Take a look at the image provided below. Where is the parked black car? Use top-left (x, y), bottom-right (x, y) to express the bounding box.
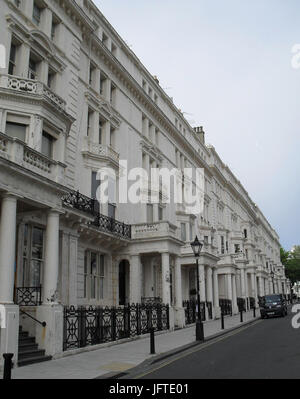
top-left (260, 294), bottom-right (288, 319)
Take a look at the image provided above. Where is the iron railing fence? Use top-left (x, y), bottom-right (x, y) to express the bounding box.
top-left (14, 286), bottom-right (42, 306)
top-left (206, 301), bottom-right (213, 320)
top-left (249, 297), bottom-right (256, 309)
top-left (63, 303), bottom-right (169, 351)
top-left (219, 299), bottom-right (232, 316)
top-left (237, 297), bottom-right (246, 312)
top-left (182, 300), bottom-right (206, 325)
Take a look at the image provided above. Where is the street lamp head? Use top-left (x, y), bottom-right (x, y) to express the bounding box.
top-left (191, 236), bottom-right (203, 258)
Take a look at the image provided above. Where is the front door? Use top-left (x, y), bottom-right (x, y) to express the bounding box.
top-left (21, 224), bottom-right (45, 287)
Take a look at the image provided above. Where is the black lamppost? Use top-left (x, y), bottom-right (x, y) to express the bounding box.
top-left (191, 236), bottom-right (204, 341)
top-left (270, 270), bottom-right (275, 293)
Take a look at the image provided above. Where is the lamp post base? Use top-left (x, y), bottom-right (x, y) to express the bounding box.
top-left (196, 321), bottom-right (204, 341)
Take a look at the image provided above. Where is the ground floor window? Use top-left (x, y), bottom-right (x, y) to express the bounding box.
top-left (84, 251), bottom-right (105, 301)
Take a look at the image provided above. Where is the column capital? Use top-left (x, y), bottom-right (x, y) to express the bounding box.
top-left (1, 192), bottom-right (22, 201)
top-left (46, 208), bottom-right (64, 216)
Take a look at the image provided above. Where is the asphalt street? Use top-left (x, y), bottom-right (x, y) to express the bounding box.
top-left (130, 309), bottom-right (300, 379)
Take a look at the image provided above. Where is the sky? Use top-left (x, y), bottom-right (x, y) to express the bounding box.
top-left (94, 0), bottom-right (300, 250)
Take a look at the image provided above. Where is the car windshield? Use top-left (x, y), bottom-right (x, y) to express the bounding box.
top-left (265, 296), bottom-right (281, 303)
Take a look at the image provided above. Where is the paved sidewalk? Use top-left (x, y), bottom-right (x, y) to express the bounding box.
top-left (12, 310), bottom-right (259, 379)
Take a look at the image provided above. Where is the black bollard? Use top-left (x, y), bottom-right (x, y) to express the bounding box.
top-left (3, 353), bottom-right (14, 380)
top-left (221, 312), bottom-right (224, 330)
top-left (240, 309), bottom-right (243, 323)
top-left (150, 327), bottom-right (155, 354)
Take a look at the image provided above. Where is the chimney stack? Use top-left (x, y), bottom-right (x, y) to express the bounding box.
top-left (193, 126), bottom-right (205, 144)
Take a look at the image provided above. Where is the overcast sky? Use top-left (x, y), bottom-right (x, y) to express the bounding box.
top-left (94, 0), bottom-right (300, 250)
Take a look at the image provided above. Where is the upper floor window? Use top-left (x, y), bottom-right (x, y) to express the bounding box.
top-left (51, 15), bottom-right (60, 41)
top-left (6, 121), bottom-right (27, 142)
top-left (221, 236), bottom-right (225, 254)
top-left (89, 63), bottom-right (95, 86)
top-left (33, 2), bottom-right (42, 26)
top-left (5, 114), bottom-right (30, 142)
top-left (244, 229), bottom-right (248, 239)
top-left (47, 67), bottom-right (56, 89)
top-left (41, 131), bottom-right (54, 158)
top-left (158, 205), bottom-right (163, 221)
top-left (28, 56), bottom-right (38, 80)
top-left (87, 109), bottom-right (93, 136)
top-left (234, 244), bottom-right (240, 254)
top-left (181, 223), bottom-right (186, 242)
top-left (8, 43), bottom-right (17, 75)
top-left (100, 73), bottom-right (107, 96)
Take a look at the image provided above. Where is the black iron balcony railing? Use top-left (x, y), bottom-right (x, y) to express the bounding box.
top-left (62, 190), bottom-right (96, 215)
top-left (62, 190), bottom-right (131, 240)
top-left (14, 286), bottom-right (42, 306)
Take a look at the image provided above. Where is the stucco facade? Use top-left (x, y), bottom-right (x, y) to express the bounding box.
top-left (0, 0), bottom-right (289, 367)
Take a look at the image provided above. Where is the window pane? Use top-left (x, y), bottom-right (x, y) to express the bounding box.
top-left (32, 227), bottom-right (44, 260)
top-left (30, 260), bottom-right (42, 286)
top-left (181, 223), bottom-right (186, 241)
top-left (6, 122), bottom-right (26, 141)
top-left (41, 132), bottom-right (53, 158)
top-left (158, 206), bottom-right (163, 221)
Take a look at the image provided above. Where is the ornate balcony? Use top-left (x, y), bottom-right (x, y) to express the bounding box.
top-left (82, 138), bottom-right (119, 165)
top-left (0, 74), bottom-right (66, 114)
top-left (131, 221), bottom-right (177, 240)
top-left (62, 189), bottom-right (131, 240)
top-left (0, 132), bottom-right (66, 184)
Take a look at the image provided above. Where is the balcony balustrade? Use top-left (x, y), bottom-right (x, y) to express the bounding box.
top-left (0, 74), bottom-right (66, 113)
top-left (131, 221), bottom-right (177, 240)
top-left (0, 131), bottom-right (66, 184)
top-left (82, 138), bottom-right (119, 164)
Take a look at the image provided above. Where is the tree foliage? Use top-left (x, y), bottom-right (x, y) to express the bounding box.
top-left (281, 246), bottom-right (300, 285)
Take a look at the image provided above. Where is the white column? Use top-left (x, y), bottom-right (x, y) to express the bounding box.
top-left (174, 257), bottom-right (185, 328)
top-left (240, 267), bottom-right (246, 298)
top-left (259, 276), bottom-right (264, 297)
top-left (206, 267), bottom-right (213, 304)
top-left (42, 210), bottom-right (60, 304)
top-left (213, 267), bottom-right (221, 318)
top-left (0, 194), bottom-right (17, 304)
top-left (161, 253), bottom-right (171, 305)
top-left (251, 272), bottom-right (256, 298)
top-left (129, 255), bottom-right (141, 304)
top-left (227, 274), bottom-right (233, 301)
top-left (199, 264), bottom-right (206, 302)
top-left (174, 257), bottom-right (182, 308)
top-left (232, 274), bottom-right (238, 314)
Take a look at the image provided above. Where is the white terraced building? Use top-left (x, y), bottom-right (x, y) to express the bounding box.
top-left (0, 0), bottom-right (289, 368)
